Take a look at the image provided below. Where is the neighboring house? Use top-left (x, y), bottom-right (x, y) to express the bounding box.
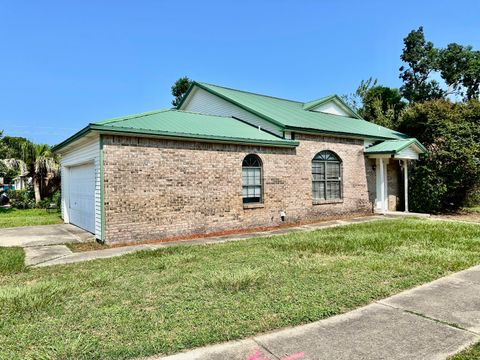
top-left (52, 82), bottom-right (426, 244)
top-left (13, 175), bottom-right (30, 190)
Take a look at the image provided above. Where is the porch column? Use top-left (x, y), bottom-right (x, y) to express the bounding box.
top-left (379, 158), bottom-right (386, 213)
top-left (404, 159), bottom-right (409, 212)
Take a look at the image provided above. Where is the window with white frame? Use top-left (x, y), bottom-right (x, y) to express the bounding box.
top-left (242, 154), bottom-right (262, 204)
top-left (312, 150), bottom-right (342, 201)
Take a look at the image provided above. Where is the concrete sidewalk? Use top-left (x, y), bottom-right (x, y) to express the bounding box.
top-left (146, 265), bottom-right (480, 360)
top-left (33, 215), bottom-right (388, 267)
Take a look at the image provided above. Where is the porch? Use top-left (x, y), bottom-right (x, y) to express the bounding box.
top-left (364, 138), bottom-right (427, 214)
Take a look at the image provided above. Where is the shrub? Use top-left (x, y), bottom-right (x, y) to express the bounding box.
top-left (6, 189), bottom-right (35, 209)
top-left (37, 191), bottom-right (61, 209)
top-left (398, 100), bottom-right (480, 213)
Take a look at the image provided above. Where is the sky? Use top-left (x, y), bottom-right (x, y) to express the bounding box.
top-left (1, 0), bottom-right (479, 145)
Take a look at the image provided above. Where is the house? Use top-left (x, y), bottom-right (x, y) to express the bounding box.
top-left (52, 82), bottom-right (427, 244)
top-left (13, 175), bottom-right (31, 190)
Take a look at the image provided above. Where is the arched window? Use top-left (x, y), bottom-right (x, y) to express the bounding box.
top-left (242, 154), bottom-right (263, 204)
top-left (312, 150), bottom-right (342, 201)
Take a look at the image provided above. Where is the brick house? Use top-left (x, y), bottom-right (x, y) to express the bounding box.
top-left (52, 82), bottom-right (426, 244)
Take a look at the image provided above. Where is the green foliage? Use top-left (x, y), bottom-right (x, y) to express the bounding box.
top-left (171, 76), bottom-right (193, 107)
top-left (0, 162), bottom-right (19, 183)
top-left (438, 43), bottom-right (480, 100)
top-left (6, 189), bottom-right (35, 209)
top-left (343, 78), bottom-right (405, 128)
top-left (399, 27), bottom-right (480, 102)
top-left (0, 135), bottom-right (32, 160)
top-left (0, 131), bottom-right (59, 203)
top-left (37, 190), bottom-right (61, 209)
top-left (398, 100), bottom-right (480, 212)
top-left (341, 77), bottom-right (378, 111)
top-left (361, 86), bottom-right (406, 128)
top-left (399, 27), bottom-right (444, 102)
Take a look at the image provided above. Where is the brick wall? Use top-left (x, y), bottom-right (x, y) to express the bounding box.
top-left (102, 133), bottom-right (380, 244)
top-left (387, 159), bottom-right (402, 211)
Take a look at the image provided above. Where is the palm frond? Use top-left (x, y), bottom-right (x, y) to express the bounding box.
top-left (0, 158), bottom-right (28, 175)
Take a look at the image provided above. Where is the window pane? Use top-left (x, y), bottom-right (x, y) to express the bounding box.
top-left (312, 162), bottom-right (325, 178)
top-left (326, 181), bottom-right (341, 200)
top-left (312, 181), bottom-right (325, 200)
top-left (326, 162), bottom-right (340, 179)
top-left (253, 169), bottom-right (261, 185)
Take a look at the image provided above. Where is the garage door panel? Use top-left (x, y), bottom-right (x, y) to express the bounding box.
top-left (69, 163), bottom-right (95, 233)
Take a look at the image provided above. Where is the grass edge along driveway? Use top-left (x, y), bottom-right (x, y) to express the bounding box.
top-left (1, 218), bottom-right (480, 359)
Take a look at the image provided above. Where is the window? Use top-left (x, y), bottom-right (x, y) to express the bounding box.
top-left (242, 154), bottom-right (262, 204)
top-left (312, 150), bottom-right (342, 201)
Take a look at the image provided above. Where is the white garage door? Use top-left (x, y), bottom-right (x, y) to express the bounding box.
top-left (68, 162), bottom-right (95, 233)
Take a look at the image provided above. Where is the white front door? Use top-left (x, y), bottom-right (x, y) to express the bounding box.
top-left (68, 163), bottom-right (95, 233)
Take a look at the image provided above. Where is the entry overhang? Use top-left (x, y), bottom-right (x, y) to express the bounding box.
top-left (364, 138), bottom-right (427, 160)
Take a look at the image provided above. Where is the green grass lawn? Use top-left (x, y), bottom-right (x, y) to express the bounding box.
top-left (450, 343), bottom-right (480, 360)
top-left (0, 247), bottom-right (25, 274)
top-left (0, 207), bottom-right (62, 228)
top-left (1, 218), bottom-right (480, 359)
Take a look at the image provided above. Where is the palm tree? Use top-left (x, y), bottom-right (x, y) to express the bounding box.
top-left (20, 143), bottom-right (60, 203)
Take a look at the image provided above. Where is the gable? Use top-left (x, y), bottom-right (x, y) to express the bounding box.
top-left (179, 86), bottom-right (284, 137)
top-left (310, 101), bottom-right (350, 116)
top-left (364, 139), bottom-right (427, 160)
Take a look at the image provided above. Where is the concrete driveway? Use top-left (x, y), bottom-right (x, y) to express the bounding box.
top-left (0, 224), bottom-right (94, 247)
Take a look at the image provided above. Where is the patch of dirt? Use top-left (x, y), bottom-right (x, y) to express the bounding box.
top-left (432, 211), bottom-right (480, 223)
top-left (67, 212), bottom-right (377, 252)
top-left (67, 241), bottom-right (110, 252)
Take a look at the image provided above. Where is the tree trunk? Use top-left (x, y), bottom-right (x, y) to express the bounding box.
top-left (33, 176), bottom-right (41, 203)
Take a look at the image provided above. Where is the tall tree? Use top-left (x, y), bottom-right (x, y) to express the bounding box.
top-left (399, 27), bottom-right (444, 102)
top-left (171, 77), bottom-right (192, 107)
top-left (438, 43), bottom-right (480, 100)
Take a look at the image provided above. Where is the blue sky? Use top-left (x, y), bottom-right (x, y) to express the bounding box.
top-left (1, 0), bottom-right (479, 145)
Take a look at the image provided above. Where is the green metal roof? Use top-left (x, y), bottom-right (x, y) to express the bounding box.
top-left (364, 138), bottom-right (428, 155)
top-left (52, 109), bottom-right (298, 152)
top-left (186, 82), bottom-right (408, 141)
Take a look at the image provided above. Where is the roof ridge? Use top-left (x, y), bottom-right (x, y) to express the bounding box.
top-left (198, 82), bottom-right (303, 104)
top-left (95, 109), bottom-right (170, 125)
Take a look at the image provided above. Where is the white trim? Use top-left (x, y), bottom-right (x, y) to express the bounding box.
top-left (404, 160), bottom-right (409, 212)
top-left (375, 158), bottom-right (388, 213)
top-left (60, 135), bottom-right (101, 238)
